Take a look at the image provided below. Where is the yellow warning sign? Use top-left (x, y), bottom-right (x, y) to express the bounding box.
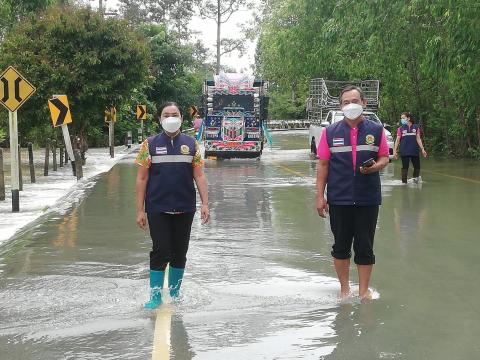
top-left (136, 105), bottom-right (147, 120)
top-left (0, 66), bottom-right (36, 112)
top-left (48, 95), bottom-right (73, 127)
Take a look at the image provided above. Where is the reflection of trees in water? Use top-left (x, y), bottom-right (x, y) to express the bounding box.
top-left (393, 189), bottom-right (428, 256)
top-left (53, 208), bottom-right (79, 249)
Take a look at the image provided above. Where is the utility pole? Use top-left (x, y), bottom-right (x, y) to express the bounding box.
top-left (216, 0), bottom-right (221, 74)
top-left (99, 0), bottom-right (103, 14)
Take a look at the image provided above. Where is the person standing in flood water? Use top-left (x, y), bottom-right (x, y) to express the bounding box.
top-left (135, 102), bottom-right (209, 309)
top-left (393, 112), bottom-right (427, 183)
top-left (316, 86), bottom-right (389, 300)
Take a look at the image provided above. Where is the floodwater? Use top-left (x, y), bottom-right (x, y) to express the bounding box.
top-left (1, 130), bottom-right (479, 359)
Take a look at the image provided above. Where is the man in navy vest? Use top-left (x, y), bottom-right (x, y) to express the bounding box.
top-left (316, 86), bottom-right (389, 300)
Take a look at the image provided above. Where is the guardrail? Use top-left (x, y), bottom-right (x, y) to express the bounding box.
top-left (266, 119), bottom-right (310, 131)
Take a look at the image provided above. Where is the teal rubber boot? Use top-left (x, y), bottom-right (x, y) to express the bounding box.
top-left (144, 270), bottom-right (165, 309)
top-left (168, 267), bottom-right (185, 299)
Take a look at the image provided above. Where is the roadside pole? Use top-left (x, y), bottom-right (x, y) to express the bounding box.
top-left (27, 142), bottom-right (35, 183)
top-left (109, 120), bottom-right (114, 158)
top-left (0, 149), bottom-right (5, 200)
top-left (8, 110), bottom-right (19, 211)
top-left (61, 124), bottom-right (75, 175)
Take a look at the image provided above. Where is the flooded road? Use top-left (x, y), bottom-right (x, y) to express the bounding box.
top-left (1, 130), bottom-right (479, 359)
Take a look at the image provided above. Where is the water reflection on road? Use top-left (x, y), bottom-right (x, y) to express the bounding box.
top-left (0, 130), bottom-right (479, 359)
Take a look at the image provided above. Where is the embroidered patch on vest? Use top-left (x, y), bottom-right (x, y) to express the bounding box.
top-left (365, 134), bottom-right (375, 145)
top-left (333, 138), bottom-right (344, 146)
top-left (180, 145), bottom-right (190, 154)
top-left (156, 146), bottom-right (167, 155)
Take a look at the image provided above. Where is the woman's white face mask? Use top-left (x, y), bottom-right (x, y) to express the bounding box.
top-left (161, 116), bottom-right (182, 133)
top-left (342, 103), bottom-right (364, 120)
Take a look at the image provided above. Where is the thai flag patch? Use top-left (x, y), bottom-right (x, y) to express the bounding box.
top-left (333, 138), bottom-right (344, 146)
top-left (155, 146), bottom-right (167, 155)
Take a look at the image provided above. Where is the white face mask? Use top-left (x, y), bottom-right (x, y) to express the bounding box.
top-left (342, 103), bottom-right (364, 120)
top-left (161, 116), bottom-right (181, 133)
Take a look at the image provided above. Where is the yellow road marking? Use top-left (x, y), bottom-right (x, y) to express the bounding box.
top-left (278, 165), bottom-right (307, 178)
top-left (421, 169), bottom-right (480, 185)
top-left (152, 304), bottom-right (172, 360)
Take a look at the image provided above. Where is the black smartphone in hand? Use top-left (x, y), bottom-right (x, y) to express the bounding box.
top-left (362, 158), bottom-right (375, 168)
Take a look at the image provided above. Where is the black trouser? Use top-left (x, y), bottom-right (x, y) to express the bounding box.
top-left (147, 212), bottom-right (195, 271)
top-left (401, 156), bottom-right (420, 171)
top-left (329, 205), bottom-right (379, 265)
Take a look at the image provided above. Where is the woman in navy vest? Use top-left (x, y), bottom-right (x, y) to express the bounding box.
top-left (135, 102), bottom-right (209, 309)
top-left (393, 112), bottom-right (427, 183)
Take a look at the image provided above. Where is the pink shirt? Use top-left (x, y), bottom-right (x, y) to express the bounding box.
top-left (396, 126), bottom-right (420, 138)
top-left (317, 122), bottom-right (389, 171)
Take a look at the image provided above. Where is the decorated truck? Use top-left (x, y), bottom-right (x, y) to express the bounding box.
top-left (200, 73), bottom-right (270, 159)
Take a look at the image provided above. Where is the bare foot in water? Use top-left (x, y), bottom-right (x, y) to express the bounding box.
top-left (359, 289), bottom-right (373, 302)
top-left (340, 287), bottom-right (351, 300)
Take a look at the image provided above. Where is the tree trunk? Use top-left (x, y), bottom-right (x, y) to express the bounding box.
top-left (216, 0), bottom-right (221, 74)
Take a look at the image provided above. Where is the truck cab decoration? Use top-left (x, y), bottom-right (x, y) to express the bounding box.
top-left (200, 73), bottom-right (269, 159)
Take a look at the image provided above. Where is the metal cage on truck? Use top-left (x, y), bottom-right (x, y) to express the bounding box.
top-left (306, 78), bottom-right (380, 123)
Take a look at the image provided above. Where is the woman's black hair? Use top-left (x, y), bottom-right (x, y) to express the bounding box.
top-left (401, 112), bottom-right (415, 123)
top-left (157, 102), bottom-right (182, 118)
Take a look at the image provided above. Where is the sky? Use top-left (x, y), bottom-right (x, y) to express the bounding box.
top-left (96, 0), bottom-right (258, 73)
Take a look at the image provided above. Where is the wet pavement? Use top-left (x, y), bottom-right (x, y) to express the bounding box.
top-left (1, 130), bottom-right (479, 359)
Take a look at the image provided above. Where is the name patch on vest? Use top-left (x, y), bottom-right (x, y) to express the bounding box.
top-left (365, 134), bottom-right (375, 145)
top-left (156, 146), bottom-right (167, 155)
top-left (333, 138), bottom-right (344, 146)
top-left (180, 145), bottom-right (190, 155)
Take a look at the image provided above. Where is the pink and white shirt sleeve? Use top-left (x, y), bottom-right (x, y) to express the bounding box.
top-left (317, 128), bottom-right (331, 160)
top-left (378, 131), bottom-right (389, 158)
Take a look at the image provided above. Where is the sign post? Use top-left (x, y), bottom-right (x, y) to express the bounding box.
top-left (110, 106), bottom-right (116, 158)
top-left (8, 111), bottom-right (19, 211)
top-left (48, 95), bottom-right (75, 176)
top-left (0, 66), bottom-right (36, 212)
top-left (136, 105), bottom-right (147, 142)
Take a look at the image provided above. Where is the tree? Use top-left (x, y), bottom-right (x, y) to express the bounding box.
top-left (255, 0), bottom-right (480, 157)
top-left (118, 0), bottom-right (197, 38)
top-left (0, 0), bottom-right (54, 39)
top-left (197, 0), bottom-right (251, 74)
top-left (0, 5), bottom-right (151, 148)
top-left (138, 24), bottom-right (209, 123)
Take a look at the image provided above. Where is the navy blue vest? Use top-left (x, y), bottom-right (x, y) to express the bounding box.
top-left (399, 124), bottom-right (420, 156)
top-left (326, 119), bottom-right (383, 206)
top-left (145, 133), bottom-right (197, 214)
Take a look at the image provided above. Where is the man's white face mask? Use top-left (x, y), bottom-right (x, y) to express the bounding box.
top-left (342, 103), bottom-right (364, 120)
top-left (161, 116), bottom-right (181, 133)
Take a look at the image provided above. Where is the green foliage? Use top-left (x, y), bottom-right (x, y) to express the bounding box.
top-left (138, 24), bottom-right (208, 124)
top-left (256, 0), bottom-right (480, 157)
top-left (0, 5), bottom-right (151, 146)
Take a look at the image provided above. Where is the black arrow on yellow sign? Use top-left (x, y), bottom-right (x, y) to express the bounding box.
top-left (48, 95), bottom-right (72, 128)
top-left (136, 105), bottom-right (146, 120)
